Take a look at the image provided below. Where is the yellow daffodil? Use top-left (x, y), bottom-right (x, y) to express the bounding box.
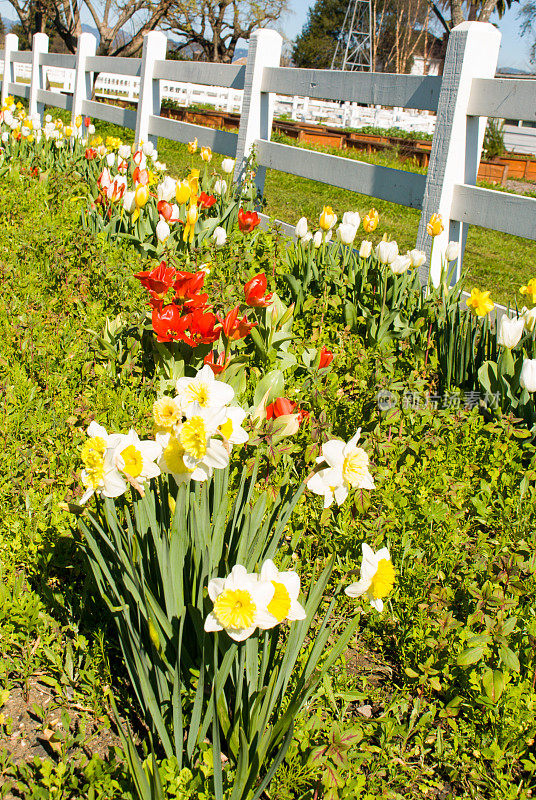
top-left (426, 212), bottom-right (444, 237)
top-left (520, 278), bottom-right (536, 304)
top-left (362, 208), bottom-right (379, 233)
top-left (466, 287), bottom-right (494, 316)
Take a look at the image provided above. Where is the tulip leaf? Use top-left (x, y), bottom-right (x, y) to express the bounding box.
top-left (253, 370), bottom-right (284, 408)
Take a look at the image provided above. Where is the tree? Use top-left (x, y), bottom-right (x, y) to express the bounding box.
top-left (4, 0), bottom-right (175, 55)
top-left (164, 0), bottom-right (289, 64)
top-left (291, 0), bottom-right (348, 69)
top-left (518, 0), bottom-right (536, 63)
top-left (447, 0), bottom-right (519, 27)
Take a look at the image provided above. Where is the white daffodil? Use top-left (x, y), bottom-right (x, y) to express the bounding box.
top-left (175, 364), bottom-right (234, 413)
top-left (178, 405), bottom-right (229, 472)
top-left (345, 542), bottom-right (395, 613)
top-left (80, 422), bottom-right (124, 504)
top-left (156, 429), bottom-right (206, 484)
top-left (307, 429), bottom-right (374, 508)
top-left (498, 314), bottom-right (524, 349)
top-left (219, 406), bottom-right (249, 446)
top-left (204, 565), bottom-right (275, 641)
top-left (107, 429), bottom-right (162, 490)
top-left (257, 559), bottom-right (306, 628)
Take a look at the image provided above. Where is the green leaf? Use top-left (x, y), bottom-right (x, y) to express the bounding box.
top-left (253, 369), bottom-right (284, 408)
top-left (457, 646), bottom-right (485, 666)
top-left (499, 646), bottom-right (520, 673)
top-left (482, 668), bottom-right (505, 703)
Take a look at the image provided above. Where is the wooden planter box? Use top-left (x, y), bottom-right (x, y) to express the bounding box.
top-left (497, 155), bottom-right (536, 181)
top-left (477, 160), bottom-right (509, 184)
top-left (298, 129), bottom-right (345, 147)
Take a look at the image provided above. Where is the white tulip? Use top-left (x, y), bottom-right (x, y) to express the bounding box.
top-left (342, 211), bottom-right (360, 229)
top-left (313, 230), bottom-right (323, 248)
top-left (1, 132), bottom-right (8, 143)
top-left (123, 191), bottom-right (136, 213)
top-left (390, 255), bottom-right (412, 275)
top-left (157, 175), bottom-right (177, 202)
top-left (156, 218), bottom-right (171, 243)
top-left (336, 223), bottom-right (357, 246)
top-left (522, 306), bottom-right (536, 333)
top-left (45, 114), bottom-right (52, 123)
top-left (118, 144), bottom-right (131, 160)
top-left (359, 240), bottom-right (372, 258)
top-left (212, 226), bottom-right (227, 247)
top-left (88, 124), bottom-right (95, 135)
top-left (295, 217), bottom-right (308, 239)
top-left (154, 161), bottom-right (167, 172)
top-left (498, 315), bottom-right (524, 349)
top-left (407, 249), bottom-right (426, 268)
top-left (520, 359), bottom-right (536, 392)
top-left (106, 152), bottom-right (116, 168)
top-left (375, 240), bottom-right (398, 264)
top-left (445, 241), bottom-right (460, 261)
top-left (142, 141), bottom-right (155, 157)
top-left (221, 158), bottom-right (235, 174)
top-left (302, 232), bottom-right (313, 244)
top-left (213, 179), bottom-right (227, 195)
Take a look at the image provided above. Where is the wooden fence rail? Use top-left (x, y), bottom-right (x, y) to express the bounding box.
top-left (0, 22), bottom-right (535, 284)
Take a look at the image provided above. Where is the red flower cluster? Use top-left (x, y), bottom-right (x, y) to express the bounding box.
top-left (238, 208), bottom-right (260, 233)
top-left (266, 397), bottom-right (309, 425)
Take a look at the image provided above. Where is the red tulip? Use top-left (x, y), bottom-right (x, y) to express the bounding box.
top-left (133, 167), bottom-right (149, 186)
top-left (173, 270), bottom-right (206, 301)
top-left (204, 350), bottom-right (230, 375)
top-left (198, 191), bottom-right (216, 210)
top-left (151, 303), bottom-right (185, 342)
top-left (238, 208), bottom-right (261, 233)
top-left (266, 397), bottom-right (309, 425)
top-left (85, 147), bottom-right (97, 160)
top-left (319, 346), bottom-right (334, 369)
top-left (84, 116), bottom-right (91, 128)
top-left (244, 273), bottom-right (273, 308)
top-left (157, 200), bottom-right (173, 221)
top-left (220, 306), bottom-right (257, 340)
top-left (135, 261), bottom-right (177, 299)
top-left (180, 308), bottom-right (221, 347)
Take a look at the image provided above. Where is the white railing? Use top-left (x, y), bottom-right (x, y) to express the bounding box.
top-left (1, 23), bottom-right (535, 283)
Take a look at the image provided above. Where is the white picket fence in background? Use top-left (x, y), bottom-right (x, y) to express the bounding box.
top-left (1, 23), bottom-right (535, 283)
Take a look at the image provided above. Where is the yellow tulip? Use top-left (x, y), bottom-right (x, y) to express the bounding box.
top-left (520, 278), bottom-right (536, 304)
top-left (319, 205), bottom-right (337, 231)
top-left (188, 169), bottom-right (200, 198)
top-left (466, 288), bottom-right (494, 317)
top-left (75, 115), bottom-right (82, 128)
top-left (176, 179), bottom-right (191, 205)
top-left (64, 125), bottom-right (73, 137)
top-left (426, 213), bottom-right (444, 237)
top-left (135, 184), bottom-right (149, 208)
top-left (362, 208), bottom-right (379, 233)
top-left (183, 202), bottom-right (199, 243)
top-left (187, 138), bottom-right (198, 154)
top-left (200, 146), bottom-right (212, 162)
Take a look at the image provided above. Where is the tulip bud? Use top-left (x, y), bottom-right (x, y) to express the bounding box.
top-left (200, 146), bottom-right (212, 162)
top-left (319, 205), bottom-right (337, 231)
top-left (302, 232), bottom-right (313, 244)
top-left (498, 315), bottom-right (524, 349)
top-left (445, 241), bottom-right (460, 262)
top-left (359, 240), bottom-right (372, 258)
top-left (221, 158), bottom-right (235, 174)
top-left (362, 208), bottom-right (379, 233)
top-left (142, 141), bottom-right (155, 157)
top-left (45, 114), bottom-right (52, 123)
top-left (135, 184), bottom-right (149, 208)
top-left (313, 231), bottom-right (323, 248)
top-left (187, 203), bottom-right (198, 225)
top-left (123, 191), bottom-right (136, 213)
top-left (390, 255), bottom-right (412, 275)
top-left (375, 240), bottom-right (398, 264)
top-left (295, 217), bottom-right (308, 239)
top-left (156, 218), bottom-right (171, 243)
top-left (520, 359), bottom-right (536, 392)
top-left (427, 213), bottom-right (444, 237)
top-left (336, 223), bottom-right (357, 246)
top-left (523, 306), bottom-right (536, 333)
top-left (176, 179), bottom-right (191, 205)
top-left (212, 226), bottom-right (227, 247)
top-left (106, 152), bottom-right (116, 168)
top-left (213, 179), bottom-right (227, 195)
top-left (118, 144), bottom-right (131, 160)
top-left (407, 249), bottom-right (426, 268)
top-left (88, 124), bottom-right (95, 135)
top-left (75, 115), bottom-right (82, 128)
top-left (342, 211), bottom-right (360, 229)
top-left (157, 175), bottom-right (177, 202)
top-left (187, 138), bottom-right (198, 154)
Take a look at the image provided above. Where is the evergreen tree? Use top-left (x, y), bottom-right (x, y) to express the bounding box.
top-left (292, 0), bottom-right (348, 68)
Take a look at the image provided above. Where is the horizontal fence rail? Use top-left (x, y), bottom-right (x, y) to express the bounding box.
top-left (0, 22), bottom-right (534, 287)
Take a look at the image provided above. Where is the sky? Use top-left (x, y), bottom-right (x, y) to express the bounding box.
top-left (0, 0), bottom-right (534, 70)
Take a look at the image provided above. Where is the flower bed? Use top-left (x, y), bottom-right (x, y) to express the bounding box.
top-left (1, 97), bottom-right (536, 800)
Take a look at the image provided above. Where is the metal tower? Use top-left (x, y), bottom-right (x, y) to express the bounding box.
top-left (330, 0), bottom-right (372, 71)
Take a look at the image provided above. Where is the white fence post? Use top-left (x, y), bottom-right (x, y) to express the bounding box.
top-left (233, 29), bottom-right (282, 194)
top-left (29, 33), bottom-right (48, 122)
top-left (135, 31), bottom-right (167, 150)
top-left (71, 33), bottom-right (97, 132)
top-left (2, 34), bottom-right (19, 106)
top-left (415, 21), bottom-right (501, 286)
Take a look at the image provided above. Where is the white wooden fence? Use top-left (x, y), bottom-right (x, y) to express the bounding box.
top-left (1, 23), bottom-right (535, 283)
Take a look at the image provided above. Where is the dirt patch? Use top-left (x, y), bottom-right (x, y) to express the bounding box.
top-left (505, 178), bottom-right (536, 195)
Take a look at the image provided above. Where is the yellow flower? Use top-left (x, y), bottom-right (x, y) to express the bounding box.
top-left (362, 208), bottom-right (379, 233)
top-left (91, 135), bottom-right (103, 146)
top-left (200, 146), bottom-right (212, 162)
top-left (75, 115), bottom-right (83, 128)
top-left (345, 543), bottom-right (395, 613)
top-left (319, 205), bottom-right (337, 231)
top-left (175, 179), bottom-right (191, 205)
top-left (81, 435), bottom-right (107, 490)
top-left (64, 125), bottom-right (73, 137)
top-left (188, 169), bottom-right (200, 198)
top-left (214, 589), bottom-right (256, 630)
top-left (179, 415), bottom-right (206, 459)
top-left (426, 212), bottom-right (444, 237)
top-left (187, 138), bottom-right (198, 154)
top-left (153, 397), bottom-right (182, 429)
top-left (520, 278), bottom-right (536, 304)
top-left (466, 288), bottom-right (494, 316)
top-left (183, 202), bottom-right (199, 243)
top-left (135, 184), bottom-right (149, 208)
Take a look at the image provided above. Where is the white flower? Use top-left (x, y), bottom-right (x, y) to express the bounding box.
top-left (106, 152), bottom-right (116, 168)
top-left (213, 178), bottom-right (227, 195)
top-left (345, 542), bottom-right (395, 613)
top-left (1, 132), bottom-right (8, 143)
top-left (313, 231), bottom-right (323, 248)
top-left (108, 429), bottom-right (162, 486)
top-left (204, 565), bottom-right (275, 641)
top-left (359, 240), bottom-right (372, 258)
top-left (342, 211), bottom-right (360, 229)
top-left (336, 223), bottom-right (357, 246)
top-left (445, 241), bottom-right (460, 261)
top-left (407, 249), bottom-right (426, 268)
top-left (256, 559), bottom-right (306, 628)
top-left (307, 429), bottom-right (374, 508)
top-left (88, 124), bottom-right (95, 135)
top-left (154, 161), bottom-right (167, 171)
top-left (375, 240), bottom-right (398, 264)
top-left (156, 218), bottom-right (170, 243)
top-left (220, 406), bottom-right (249, 446)
top-left (520, 359), bottom-right (536, 392)
top-left (390, 255), bottom-right (412, 275)
top-left (176, 364), bottom-right (234, 413)
top-left (498, 314), bottom-right (524, 349)
top-left (45, 114), bottom-right (52, 123)
top-left (221, 158), bottom-right (235, 174)
top-left (212, 226), bottom-right (227, 247)
top-left (118, 144), bottom-right (131, 160)
top-left (142, 141), bottom-right (155, 157)
top-left (302, 232), bottom-right (313, 244)
top-left (522, 306), bottom-right (536, 333)
top-left (295, 217), bottom-right (308, 239)
top-left (123, 191), bottom-right (136, 214)
top-left (157, 176), bottom-right (176, 202)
